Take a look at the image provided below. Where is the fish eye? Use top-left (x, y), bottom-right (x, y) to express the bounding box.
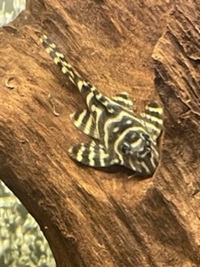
top-left (121, 143), bottom-right (130, 154)
top-left (130, 132), bottom-right (139, 141)
top-left (141, 133), bottom-right (150, 140)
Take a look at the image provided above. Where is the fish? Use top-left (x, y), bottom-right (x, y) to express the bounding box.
top-left (39, 34), bottom-right (163, 177)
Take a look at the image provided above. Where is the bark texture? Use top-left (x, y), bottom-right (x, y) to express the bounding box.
top-left (0, 0), bottom-right (199, 266)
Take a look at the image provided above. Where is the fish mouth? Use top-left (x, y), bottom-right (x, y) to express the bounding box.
top-left (128, 152), bottom-right (158, 176)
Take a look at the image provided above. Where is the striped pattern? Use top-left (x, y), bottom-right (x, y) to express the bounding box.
top-left (39, 34), bottom-right (164, 177)
top-left (70, 109), bottom-right (99, 139)
top-left (140, 101), bottom-right (163, 141)
top-left (68, 141), bottom-right (111, 167)
top-left (112, 92), bottom-right (134, 110)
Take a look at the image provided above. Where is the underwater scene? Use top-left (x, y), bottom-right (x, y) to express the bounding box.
top-left (0, 181), bottom-right (55, 267)
top-left (0, 0), bottom-right (26, 26)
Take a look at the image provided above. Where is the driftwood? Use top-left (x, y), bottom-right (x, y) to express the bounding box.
top-left (0, 0), bottom-right (199, 266)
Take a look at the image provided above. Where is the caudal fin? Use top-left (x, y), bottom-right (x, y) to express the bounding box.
top-left (39, 34), bottom-right (82, 88)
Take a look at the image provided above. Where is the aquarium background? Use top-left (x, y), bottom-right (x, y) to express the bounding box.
top-left (0, 0), bottom-right (26, 26)
top-left (0, 181), bottom-right (55, 267)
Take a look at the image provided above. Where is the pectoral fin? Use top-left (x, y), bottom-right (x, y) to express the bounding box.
top-left (140, 101), bottom-right (163, 140)
top-left (68, 141), bottom-right (113, 167)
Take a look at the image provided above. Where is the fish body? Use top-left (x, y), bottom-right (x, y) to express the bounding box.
top-left (39, 34), bottom-right (163, 177)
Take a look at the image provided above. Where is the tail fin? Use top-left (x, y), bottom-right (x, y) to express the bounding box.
top-left (39, 34), bottom-right (83, 89)
top-left (38, 33), bottom-right (111, 112)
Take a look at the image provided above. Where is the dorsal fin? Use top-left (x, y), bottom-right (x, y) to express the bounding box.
top-left (112, 92), bottom-right (134, 111)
